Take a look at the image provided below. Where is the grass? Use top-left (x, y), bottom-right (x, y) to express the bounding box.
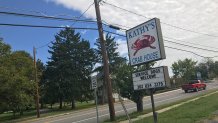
top-left (134, 91), bottom-right (218, 123)
top-left (104, 89), bottom-right (218, 123)
top-left (0, 88), bottom-right (180, 123)
top-left (0, 101), bottom-right (95, 123)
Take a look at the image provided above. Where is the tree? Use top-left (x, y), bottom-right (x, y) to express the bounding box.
top-left (94, 34), bottom-right (126, 73)
top-left (46, 27), bottom-right (95, 109)
top-left (212, 61), bottom-right (218, 77)
top-left (0, 38), bottom-right (11, 57)
top-left (36, 59), bottom-right (46, 109)
top-left (195, 63), bottom-right (208, 80)
top-left (196, 58), bottom-right (216, 79)
top-left (94, 34), bottom-right (126, 104)
top-left (0, 49), bottom-right (35, 117)
top-left (172, 58), bottom-right (197, 81)
top-left (116, 63), bottom-right (155, 112)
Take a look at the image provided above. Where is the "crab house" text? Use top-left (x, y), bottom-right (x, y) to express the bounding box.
top-left (131, 51), bottom-right (159, 65)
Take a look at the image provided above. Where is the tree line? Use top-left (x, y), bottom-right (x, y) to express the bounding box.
top-left (1, 27), bottom-right (218, 117)
top-left (172, 58), bottom-right (218, 81)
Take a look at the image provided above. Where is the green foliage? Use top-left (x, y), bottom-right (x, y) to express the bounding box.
top-left (0, 47), bottom-right (35, 115)
top-left (172, 58), bottom-right (197, 81)
top-left (94, 34), bottom-right (127, 89)
top-left (135, 92), bottom-right (218, 123)
top-left (0, 39), bottom-right (11, 57)
top-left (45, 27), bottom-right (95, 108)
top-left (212, 61), bottom-right (218, 77)
top-left (115, 63), bottom-right (155, 112)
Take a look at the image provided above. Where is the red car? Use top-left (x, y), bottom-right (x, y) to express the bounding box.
top-left (181, 80), bottom-right (206, 93)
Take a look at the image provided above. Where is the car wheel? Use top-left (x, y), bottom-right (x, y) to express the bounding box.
top-left (185, 90), bottom-right (188, 93)
top-left (195, 88), bottom-right (198, 92)
top-left (203, 87), bottom-right (206, 90)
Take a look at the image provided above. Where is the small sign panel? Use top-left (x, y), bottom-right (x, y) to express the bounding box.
top-left (132, 66), bottom-right (170, 90)
top-left (91, 76), bottom-right (97, 89)
top-left (196, 72), bottom-right (201, 80)
top-left (126, 18), bottom-right (165, 66)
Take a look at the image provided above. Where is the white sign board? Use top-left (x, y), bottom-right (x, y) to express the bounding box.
top-left (132, 66), bottom-right (170, 90)
top-left (196, 72), bottom-right (201, 79)
top-left (91, 76), bottom-right (97, 89)
top-left (126, 18), bottom-right (165, 66)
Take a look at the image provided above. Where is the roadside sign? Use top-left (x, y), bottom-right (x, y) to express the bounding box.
top-left (91, 75), bottom-right (99, 123)
top-left (91, 76), bottom-right (97, 89)
top-left (126, 18), bottom-right (165, 66)
top-left (132, 66), bottom-right (170, 90)
top-left (197, 72), bottom-right (201, 80)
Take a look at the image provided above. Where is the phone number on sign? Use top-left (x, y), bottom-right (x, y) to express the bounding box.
top-left (137, 82), bottom-right (164, 89)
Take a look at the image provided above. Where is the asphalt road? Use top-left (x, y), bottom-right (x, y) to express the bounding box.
top-left (29, 82), bottom-right (218, 123)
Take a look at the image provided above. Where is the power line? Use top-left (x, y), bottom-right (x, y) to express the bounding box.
top-left (165, 46), bottom-right (212, 58)
top-left (104, 30), bottom-right (126, 37)
top-left (164, 39), bottom-right (218, 53)
top-left (164, 37), bottom-right (218, 50)
top-left (102, 1), bottom-right (218, 38)
top-left (102, 20), bottom-right (128, 30)
top-left (36, 40), bottom-right (54, 49)
top-left (2, 22), bottom-right (218, 58)
top-left (0, 11), bottom-right (96, 23)
top-left (0, 23), bottom-right (100, 30)
top-left (0, 23), bottom-right (124, 37)
top-left (71, 3), bottom-right (94, 26)
top-left (102, 20), bottom-right (218, 51)
top-left (0, 5), bottom-right (77, 18)
top-left (0, 11), bottom-right (113, 28)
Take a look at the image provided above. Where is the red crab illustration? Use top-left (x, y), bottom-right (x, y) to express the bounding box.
top-left (131, 35), bottom-right (156, 56)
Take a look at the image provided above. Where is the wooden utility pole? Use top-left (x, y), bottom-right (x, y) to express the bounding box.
top-left (33, 47), bottom-right (40, 118)
top-left (94, 0), bottom-right (115, 121)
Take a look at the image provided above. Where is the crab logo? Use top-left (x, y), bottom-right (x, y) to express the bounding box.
top-left (131, 35), bottom-right (156, 56)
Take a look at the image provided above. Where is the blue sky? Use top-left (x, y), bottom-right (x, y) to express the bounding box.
top-left (0, 0), bottom-right (116, 63)
top-left (1, 0), bottom-right (218, 76)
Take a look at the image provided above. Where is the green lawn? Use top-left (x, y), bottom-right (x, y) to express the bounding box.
top-left (0, 101), bottom-right (95, 123)
top-left (134, 92), bottom-right (218, 123)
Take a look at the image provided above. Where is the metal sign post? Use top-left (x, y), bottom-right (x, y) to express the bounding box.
top-left (150, 89), bottom-right (157, 123)
top-left (91, 76), bottom-right (99, 123)
top-left (126, 18), bottom-right (168, 123)
top-left (95, 88), bottom-right (99, 123)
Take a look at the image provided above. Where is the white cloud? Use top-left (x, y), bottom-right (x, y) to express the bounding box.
top-left (60, 24), bottom-right (70, 27)
top-left (116, 30), bottom-right (125, 36)
top-left (116, 38), bottom-right (128, 57)
top-left (47, 0), bottom-right (218, 76)
top-left (80, 30), bottom-right (87, 35)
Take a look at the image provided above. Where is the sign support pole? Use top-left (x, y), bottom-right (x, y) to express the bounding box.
top-left (150, 89), bottom-right (157, 123)
top-left (95, 88), bottom-right (99, 123)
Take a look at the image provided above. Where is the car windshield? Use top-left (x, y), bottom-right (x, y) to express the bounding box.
top-left (189, 80), bottom-right (199, 84)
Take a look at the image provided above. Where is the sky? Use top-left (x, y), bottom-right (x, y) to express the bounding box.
top-left (1, 0), bottom-right (218, 76)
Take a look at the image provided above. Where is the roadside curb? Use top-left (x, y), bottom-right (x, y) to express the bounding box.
top-left (119, 90), bottom-right (218, 123)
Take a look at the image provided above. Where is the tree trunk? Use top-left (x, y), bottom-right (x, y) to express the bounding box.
top-left (71, 98), bottom-right (76, 109)
top-left (59, 96), bottom-right (63, 109)
top-left (41, 102), bottom-right (44, 109)
top-left (50, 103), bottom-right (53, 109)
top-left (20, 110), bottom-right (23, 116)
top-left (13, 110), bottom-right (16, 119)
top-left (136, 96), bottom-right (143, 112)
